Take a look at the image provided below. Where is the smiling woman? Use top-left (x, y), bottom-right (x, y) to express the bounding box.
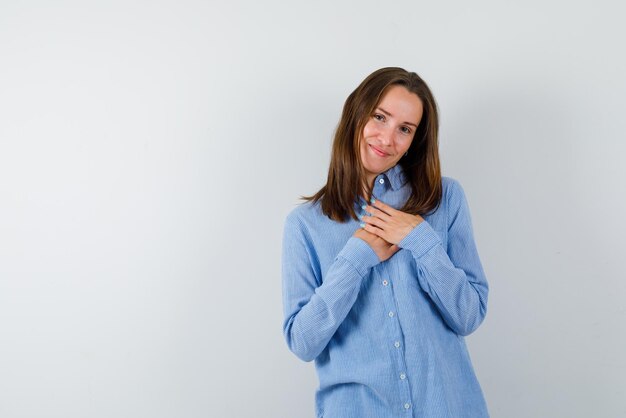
top-left (360, 85), bottom-right (423, 188)
top-left (281, 67), bottom-right (490, 417)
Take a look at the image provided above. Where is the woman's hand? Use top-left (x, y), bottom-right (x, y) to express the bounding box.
top-left (353, 228), bottom-right (399, 262)
top-left (359, 198), bottom-right (424, 245)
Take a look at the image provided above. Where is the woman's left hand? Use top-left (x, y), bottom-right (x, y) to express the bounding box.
top-left (360, 198), bottom-right (424, 245)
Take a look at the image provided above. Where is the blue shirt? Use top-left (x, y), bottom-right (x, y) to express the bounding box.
top-left (281, 164), bottom-right (490, 418)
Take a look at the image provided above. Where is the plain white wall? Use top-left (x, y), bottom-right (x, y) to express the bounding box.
top-left (1, 1), bottom-right (625, 417)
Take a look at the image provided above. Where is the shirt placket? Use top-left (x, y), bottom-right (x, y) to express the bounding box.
top-left (371, 174), bottom-right (414, 415)
top-left (379, 261), bottom-right (414, 415)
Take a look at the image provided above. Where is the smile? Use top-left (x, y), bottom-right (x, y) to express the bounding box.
top-left (369, 144), bottom-right (388, 157)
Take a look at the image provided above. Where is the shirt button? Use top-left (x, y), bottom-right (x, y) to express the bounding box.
top-left (404, 403), bottom-right (411, 410)
top-left (382, 280), bottom-right (388, 286)
top-left (400, 373), bottom-right (406, 380)
top-left (394, 341), bottom-right (400, 348)
top-left (378, 178), bottom-right (385, 184)
top-left (388, 311), bottom-right (394, 317)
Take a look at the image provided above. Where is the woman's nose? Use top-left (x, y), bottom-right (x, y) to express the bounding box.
top-left (378, 126), bottom-right (393, 145)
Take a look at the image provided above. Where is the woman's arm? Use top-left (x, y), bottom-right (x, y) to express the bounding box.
top-left (361, 179), bottom-right (489, 336)
top-left (400, 180), bottom-right (488, 336)
top-left (281, 213), bottom-right (380, 362)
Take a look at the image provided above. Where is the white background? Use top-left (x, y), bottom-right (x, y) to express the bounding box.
top-left (1, 1), bottom-right (625, 417)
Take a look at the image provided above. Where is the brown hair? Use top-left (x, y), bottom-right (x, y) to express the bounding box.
top-left (303, 67), bottom-right (442, 222)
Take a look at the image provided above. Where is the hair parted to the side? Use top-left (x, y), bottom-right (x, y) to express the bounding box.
top-left (302, 67), bottom-right (442, 222)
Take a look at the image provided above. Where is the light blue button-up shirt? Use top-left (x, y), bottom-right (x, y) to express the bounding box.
top-left (282, 164), bottom-right (489, 418)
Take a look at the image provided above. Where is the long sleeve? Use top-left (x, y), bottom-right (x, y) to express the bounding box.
top-left (281, 212), bottom-right (380, 362)
top-left (398, 179), bottom-right (489, 336)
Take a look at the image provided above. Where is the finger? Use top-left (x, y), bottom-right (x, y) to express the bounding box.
top-left (363, 223), bottom-right (393, 244)
top-left (364, 205), bottom-right (392, 221)
top-left (360, 213), bottom-right (386, 228)
top-left (361, 222), bottom-right (384, 237)
top-left (369, 198), bottom-right (396, 216)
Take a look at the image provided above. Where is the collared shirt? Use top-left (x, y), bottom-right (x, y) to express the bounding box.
top-left (281, 164), bottom-right (490, 418)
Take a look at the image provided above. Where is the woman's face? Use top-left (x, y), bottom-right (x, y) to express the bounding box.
top-left (359, 85), bottom-right (423, 186)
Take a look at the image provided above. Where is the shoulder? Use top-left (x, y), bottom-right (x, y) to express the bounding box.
top-left (285, 200), bottom-right (323, 224)
top-left (283, 200), bottom-right (326, 237)
top-left (442, 175), bottom-right (462, 193)
top-left (439, 176), bottom-right (476, 233)
top-left (441, 176), bottom-right (468, 209)
top-left (442, 175), bottom-right (466, 196)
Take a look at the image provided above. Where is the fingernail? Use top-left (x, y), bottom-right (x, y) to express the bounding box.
top-left (357, 214), bottom-right (363, 220)
top-left (360, 222), bottom-right (365, 228)
top-left (370, 197), bottom-right (376, 204)
top-left (361, 205), bottom-right (367, 210)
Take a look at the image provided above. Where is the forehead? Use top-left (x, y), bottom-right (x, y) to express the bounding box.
top-left (378, 85), bottom-right (422, 107)
top-left (377, 85), bottom-right (423, 122)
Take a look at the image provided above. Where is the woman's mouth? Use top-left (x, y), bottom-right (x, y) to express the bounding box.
top-left (369, 144), bottom-right (388, 157)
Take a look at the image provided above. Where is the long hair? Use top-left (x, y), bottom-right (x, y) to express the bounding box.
top-left (303, 67), bottom-right (442, 222)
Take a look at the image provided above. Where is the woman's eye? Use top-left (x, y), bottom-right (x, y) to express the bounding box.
top-left (400, 126), bottom-right (411, 134)
top-left (373, 113), bottom-right (385, 121)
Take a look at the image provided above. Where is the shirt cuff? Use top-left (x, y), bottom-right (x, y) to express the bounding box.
top-left (337, 236), bottom-right (380, 277)
top-left (398, 220), bottom-right (442, 259)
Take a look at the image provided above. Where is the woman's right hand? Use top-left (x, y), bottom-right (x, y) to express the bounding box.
top-left (353, 228), bottom-right (399, 262)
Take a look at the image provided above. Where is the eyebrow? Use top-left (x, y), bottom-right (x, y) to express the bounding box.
top-left (377, 107), bottom-right (419, 128)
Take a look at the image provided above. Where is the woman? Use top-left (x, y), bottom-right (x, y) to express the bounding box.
top-left (282, 67), bottom-right (490, 417)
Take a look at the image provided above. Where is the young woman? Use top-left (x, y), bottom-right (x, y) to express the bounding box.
top-left (281, 67), bottom-right (490, 417)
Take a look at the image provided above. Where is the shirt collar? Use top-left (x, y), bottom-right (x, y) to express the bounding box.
top-left (354, 164), bottom-right (407, 208)
top-left (384, 164), bottom-right (407, 191)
